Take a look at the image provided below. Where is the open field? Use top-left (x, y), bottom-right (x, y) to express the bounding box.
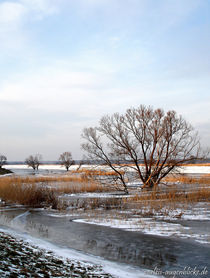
top-left (0, 166), bottom-right (210, 219)
top-left (0, 165), bottom-right (209, 277)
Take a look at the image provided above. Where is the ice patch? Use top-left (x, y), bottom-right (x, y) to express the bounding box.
top-left (73, 217), bottom-right (210, 244)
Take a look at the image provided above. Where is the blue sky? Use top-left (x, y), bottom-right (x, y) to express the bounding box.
top-left (0, 0), bottom-right (210, 160)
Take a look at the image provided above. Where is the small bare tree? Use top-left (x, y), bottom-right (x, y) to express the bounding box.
top-left (76, 160), bottom-right (84, 171)
top-left (59, 152), bottom-right (74, 171)
top-left (82, 105), bottom-right (207, 193)
top-left (0, 154), bottom-right (7, 168)
top-left (25, 154), bottom-right (42, 171)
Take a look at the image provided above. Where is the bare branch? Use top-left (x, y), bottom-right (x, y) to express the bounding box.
top-left (59, 152), bottom-right (74, 171)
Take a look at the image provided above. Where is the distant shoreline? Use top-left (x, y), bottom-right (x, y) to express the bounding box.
top-left (5, 159), bottom-right (210, 166)
top-left (0, 168), bottom-right (13, 175)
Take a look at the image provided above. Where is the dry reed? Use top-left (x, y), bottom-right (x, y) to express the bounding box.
top-left (163, 175), bottom-right (210, 184)
top-left (0, 177), bottom-right (57, 207)
top-left (0, 174), bottom-right (111, 207)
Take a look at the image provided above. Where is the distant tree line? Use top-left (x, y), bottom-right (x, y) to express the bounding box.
top-left (0, 152), bottom-right (75, 172)
top-left (24, 152), bottom-right (75, 171)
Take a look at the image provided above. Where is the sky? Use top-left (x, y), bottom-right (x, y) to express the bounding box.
top-left (0, 0), bottom-right (210, 161)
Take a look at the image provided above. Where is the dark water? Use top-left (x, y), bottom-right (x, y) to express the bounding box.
top-left (0, 208), bottom-right (209, 277)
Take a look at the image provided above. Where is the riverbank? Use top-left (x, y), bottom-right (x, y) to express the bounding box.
top-left (0, 230), bottom-right (112, 278)
top-left (0, 168), bottom-right (13, 175)
top-left (0, 225), bottom-right (157, 278)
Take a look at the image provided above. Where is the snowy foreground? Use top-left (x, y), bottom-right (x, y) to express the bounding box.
top-left (0, 231), bottom-right (111, 278)
top-left (0, 227), bottom-right (158, 278)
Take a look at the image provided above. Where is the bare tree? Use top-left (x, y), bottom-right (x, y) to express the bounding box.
top-left (25, 154), bottom-right (42, 171)
top-left (76, 160), bottom-right (84, 171)
top-left (82, 105), bottom-right (207, 192)
top-left (59, 152), bottom-right (74, 171)
top-left (0, 154), bottom-right (7, 168)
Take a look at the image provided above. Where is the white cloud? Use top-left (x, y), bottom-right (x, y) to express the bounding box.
top-left (0, 66), bottom-right (110, 118)
top-left (20, 0), bottom-right (59, 19)
top-left (0, 1), bottom-right (26, 50)
top-left (0, 61), bottom-right (209, 160)
top-left (0, 0), bottom-right (59, 54)
top-left (0, 0), bottom-right (58, 25)
top-left (0, 2), bottom-right (26, 25)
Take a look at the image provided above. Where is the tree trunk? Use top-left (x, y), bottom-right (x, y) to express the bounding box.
top-left (142, 177), bottom-right (158, 189)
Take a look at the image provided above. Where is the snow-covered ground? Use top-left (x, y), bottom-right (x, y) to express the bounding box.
top-left (62, 192), bottom-right (131, 198)
top-left (5, 164), bottom-right (210, 174)
top-left (0, 231), bottom-right (110, 278)
top-left (0, 226), bottom-right (160, 278)
top-left (179, 166), bottom-right (210, 174)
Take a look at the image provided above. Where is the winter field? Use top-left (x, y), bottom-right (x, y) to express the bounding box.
top-left (0, 164), bottom-right (209, 277)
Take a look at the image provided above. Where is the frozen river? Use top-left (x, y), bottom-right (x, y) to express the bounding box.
top-left (0, 207), bottom-right (209, 278)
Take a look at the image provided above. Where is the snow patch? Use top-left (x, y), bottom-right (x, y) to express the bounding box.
top-left (73, 216), bottom-right (210, 244)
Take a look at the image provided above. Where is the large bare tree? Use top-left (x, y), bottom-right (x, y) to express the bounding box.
top-left (59, 152), bottom-right (74, 171)
top-left (82, 105), bottom-right (206, 192)
top-left (25, 154), bottom-right (42, 171)
top-left (0, 154), bottom-right (7, 169)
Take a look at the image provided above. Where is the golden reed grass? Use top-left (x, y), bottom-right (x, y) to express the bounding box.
top-left (163, 175), bottom-right (210, 184)
top-left (72, 169), bottom-right (125, 177)
top-left (179, 163), bottom-right (210, 166)
top-left (121, 185), bottom-right (210, 217)
top-left (1, 170), bottom-right (209, 209)
top-left (129, 186), bottom-right (210, 204)
top-left (0, 174), bottom-right (111, 206)
top-left (53, 181), bottom-right (111, 194)
top-left (0, 177), bottom-right (57, 207)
